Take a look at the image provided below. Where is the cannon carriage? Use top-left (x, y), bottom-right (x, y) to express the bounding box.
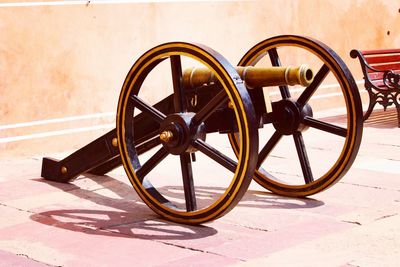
top-left (41, 35), bottom-right (363, 224)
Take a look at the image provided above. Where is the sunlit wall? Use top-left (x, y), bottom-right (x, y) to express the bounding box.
top-left (1, 0), bottom-right (399, 156)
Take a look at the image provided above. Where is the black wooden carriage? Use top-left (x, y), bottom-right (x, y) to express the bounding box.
top-left (41, 35), bottom-right (363, 224)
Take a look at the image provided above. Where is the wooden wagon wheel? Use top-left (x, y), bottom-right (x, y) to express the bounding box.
top-left (117, 42), bottom-right (258, 224)
top-left (229, 35), bottom-right (363, 197)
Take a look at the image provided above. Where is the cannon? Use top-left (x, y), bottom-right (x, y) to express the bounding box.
top-left (41, 35), bottom-right (363, 224)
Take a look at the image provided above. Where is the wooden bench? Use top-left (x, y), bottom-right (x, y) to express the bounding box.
top-left (350, 48), bottom-right (400, 126)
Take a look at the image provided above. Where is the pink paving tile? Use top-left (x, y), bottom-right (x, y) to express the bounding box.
top-left (343, 167), bottom-right (400, 190)
top-left (0, 205), bottom-right (33, 229)
top-left (224, 208), bottom-right (320, 233)
top-left (0, 219), bottom-right (199, 266)
top-left (1, 158), bottom-right (42, 180)
top-left (0, 178), bottom-right (74, 202)
top-left (231, 189), bottom-right (358, 219)
top-left (106, 215), bottom-right (354, 262)
top-left (0, 249), bottom-right (48, 267)
top-left (155, 252), bottom-right (241, 267)
top-left (207, 218), bottom-right (354, 260)
top-left (317, 181), bottom-right (400, 209)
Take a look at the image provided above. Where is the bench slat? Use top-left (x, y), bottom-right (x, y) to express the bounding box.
top-left (361, 48), bottom-right (400, 55)
top-left (372, 80), bottom-right (384, 87)
top-left (366, 63), bottom-right (400, 72)
top-left (368, 72), bottom-right (384, 80)
top-left (365, 54), bottom-right (400, 65)
top-left (368, 70), bottom-right (400, 80)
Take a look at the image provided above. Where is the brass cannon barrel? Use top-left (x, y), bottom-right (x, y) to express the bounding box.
top-left (183, 65), bottom-right (314, 89)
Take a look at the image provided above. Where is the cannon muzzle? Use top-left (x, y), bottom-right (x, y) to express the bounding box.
top-left (183, 65), bottom-right (314, 89)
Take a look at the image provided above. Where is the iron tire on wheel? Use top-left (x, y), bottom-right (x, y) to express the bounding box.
top-left (117, 42), bottom-right (258, 224)
top-left (229, 35), bottom-right (363, 197)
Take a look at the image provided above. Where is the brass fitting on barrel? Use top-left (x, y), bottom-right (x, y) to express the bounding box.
top-left (182, 65), bottom-right (314, 89)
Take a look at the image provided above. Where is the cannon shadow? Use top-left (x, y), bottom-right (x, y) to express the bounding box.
top-left (30, 173), bottom-right (323, 240)
top-left (30, 175), bottom-right (217, 240)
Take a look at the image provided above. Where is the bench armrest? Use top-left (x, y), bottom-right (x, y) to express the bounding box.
top-left (350, 49), bottom-right (383, 75)
top-left (350, 49), bottom-right (399, 91)
top-left (350, 49), bottom-right (374, 79)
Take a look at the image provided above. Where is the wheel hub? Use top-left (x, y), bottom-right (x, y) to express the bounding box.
top-left (272, 99), bottom-right (313, 135)
top-left (159, 113), bottom-right (206, 155)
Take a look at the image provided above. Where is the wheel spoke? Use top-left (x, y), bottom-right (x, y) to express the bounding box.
top-left (136, 135), bottom-right (162, 155)
top-left (257, 131), bottom-right (283, 168)
top-left (136, 147), bottom-right (169, 182)
top-left (297, 64), bottom-right (330, 108)
top-left (303, 116), bottom-right (347, 137)
top-left (293, 132), bottom-right (314, 183)
top-left (134, 130), bottom-right (160, 150)
top-left (192, 90), bottom-right (228, 126)
top-left (193, 139), bottom-right (237, 173)
top-left (130, 95), bottom-right (166, 123)
top-left (268, 48), bottom-right (291, 99)
top-left (180, 153), bottom-right (197, 211)
top-left (170, 55), bottom-right (186, 112)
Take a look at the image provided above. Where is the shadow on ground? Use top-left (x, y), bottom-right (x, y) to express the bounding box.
top-left (30, 174), bottom-right (218, 240)
top-left (30, 173), bottom-right (324, 240)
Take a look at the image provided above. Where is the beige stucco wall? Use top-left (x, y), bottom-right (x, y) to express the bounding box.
top-left (0, 0), bottom-right (399, 157)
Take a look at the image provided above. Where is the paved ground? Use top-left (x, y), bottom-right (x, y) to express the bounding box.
top-left (1, 108), bottom-right (400, 267)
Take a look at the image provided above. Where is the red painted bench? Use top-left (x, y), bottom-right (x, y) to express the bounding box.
top-left (350, 48), bottom-right (400, 126)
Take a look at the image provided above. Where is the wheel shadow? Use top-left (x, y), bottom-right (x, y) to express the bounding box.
top-left (31, 174), bottom-right (324, 240)
top-left (155, 186), bottom-right (324, 210)
top-left (30, 174), bottom-right (217, 240)
top-left (239, 189), bottom-right (324, 209)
